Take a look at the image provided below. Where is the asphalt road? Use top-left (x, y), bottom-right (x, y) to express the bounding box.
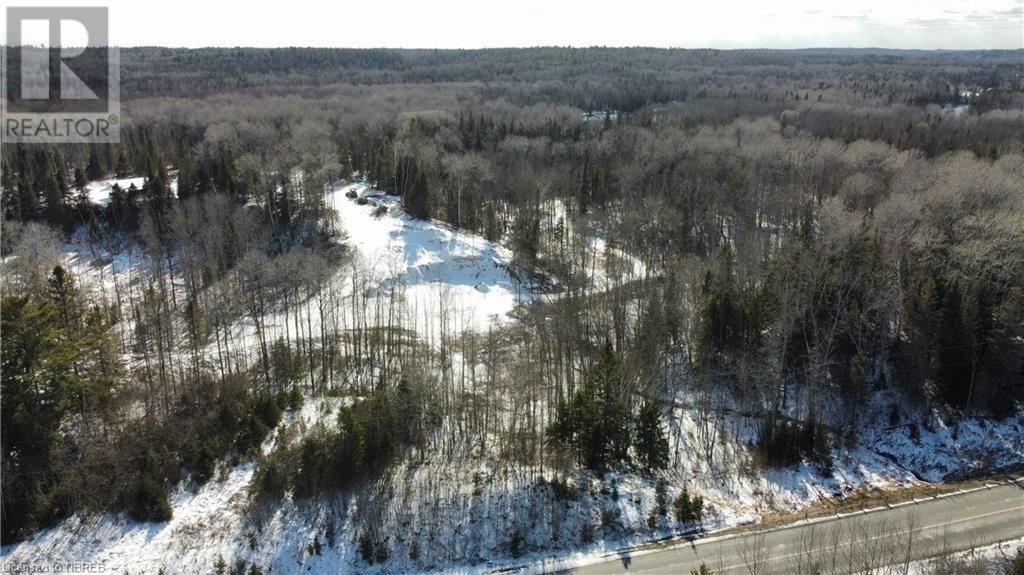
top-left (569, 480), bottom-right (1024, 574)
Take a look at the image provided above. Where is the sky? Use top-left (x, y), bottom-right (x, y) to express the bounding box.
top-left (3, 0), bottom-right (1023, 49)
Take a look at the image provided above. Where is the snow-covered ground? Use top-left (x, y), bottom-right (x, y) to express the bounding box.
top-left (84, 176), bottom-right (145, 205)
top-left (83, 174), bottom-right (178, 206)
top-left (862, 536), bottom-right (1024, 574)
top-left (3, 178), bottom-right (1023, 574)
top-left (330, 182), bottom-right (529, 336)
top-left (4, 398), bottom-right (1020, 574)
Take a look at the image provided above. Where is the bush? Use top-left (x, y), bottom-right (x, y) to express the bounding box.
top-left (601, 506), bottom-right (620, 528)
top-left (655, 478), bottom-right (669, 516)
top-left (190, 444), bottom-right (216, 483)
top-left (251, 452), bottom-right (291, 501)
top-left (580, 523), bottom-right (595, 544)
top-left (125, 474), bottom-right (172, 522)
top-left (293, 434), bottom-right (332, 498)
top-left (358, 532), bottom-right (389, 565)
top-left (757, 414), bottom-right (831, 470)
top-left (549, 475), bottom-right (579, 501)
top-left (358, 533), bottom-right (375, 564)
top-left (509, 532), bottom-right (526, 557)
top-left (1007, 547), bottom-right (1024, 575)
top-left (270, 338), bottom-right (307, 390)
top-left (307, 537), bottom-right (323, 556)
top-left (674, 485), bottom-right (704, 524)
top-left (409, 540), bottom-right (420, 561)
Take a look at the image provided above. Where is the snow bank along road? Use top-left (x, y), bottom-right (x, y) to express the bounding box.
top-left (569, 480), bottom-right (1024, 574)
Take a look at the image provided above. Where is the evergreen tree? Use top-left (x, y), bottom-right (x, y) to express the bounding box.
top-left (40, 154), bottom-right (67, 226)
top-left (74, 166), bottom-right (88, 191)
top-left (549, 339), bottom-right (631, 471)
top-left (634, 399), bottom-right (669, 472)
top-left (73, 166), bottom-right (90, 209)
top-left (1, 293), bottom-right (77, 540)
top-left (673, 485), bottom-right (704, 523)
top-left (87, 147), bottom-right (104, 181)
top-left (115, 150), bottom-right (132, 178)
top-left (177, 150), bottom-right (195, 201)
top-left (402, 160), bottom-right (430, 219)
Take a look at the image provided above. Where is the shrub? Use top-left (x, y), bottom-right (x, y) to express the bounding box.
top-left (251, 452), bottom-right (291, 501)
top-left (756, 414), bottom-right (831, 470)
top-left (601, 506), bottom-right (619, 528)
top-left (674, 485), bottom-right (704, 524)
top-left (509, 532), bottom-right (526, 557)
top-left (655, 478), bottom-right (669, 516)
top-left (358, 532), bottom-right (389, 564)
top-left (409, 540), bottom-right (420, 561)
top-left (549, 475), bottom-right (579, 501)
top-left (293, 434), bottom-right (332, 498)
top-left (358, 533), bottom-right (375, 564)
top-left (581, 523), bottom-right (595, 544)
top-left (270, 338), bottom-right (307, 390)
top-left (1007, 547), bottom-right (1024, 575)
top-left (190, 444), bottom-right (216, 484)
top-left (125, 474), bottom-right (172, 522)
top-left (287, 385), bottom-right (303, 410)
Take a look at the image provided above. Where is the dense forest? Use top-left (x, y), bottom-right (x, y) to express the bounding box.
top-left (2, 47), bottom-right (1022, 571)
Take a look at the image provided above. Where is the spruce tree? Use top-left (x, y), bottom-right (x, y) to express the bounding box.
top-left (635, 399), bottom-right (669, 472)
top-left (115, 150), bottom-right (132, 178)
top-left (87, 147), bottom-right (104, 181)
top-left (549, 339), bottom-right (631, 471)
top-left (40, 155), bottom-right (66, 226)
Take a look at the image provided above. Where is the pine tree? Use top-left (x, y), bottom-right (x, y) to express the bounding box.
top-left (1, 293), bottom-right (77, 540)
top-left (73, 166), bottom-right (88, 193)
top-left (403, 160), bottom-right (430, 219)
top-left (115, 150), bottom-right (132, 178)
top-left (177, 150), bottom-right (195, 201)
top-left (549, 339), bottom-right (631, 471)
top-left (73, 166), bottom-right (90, 209)
top-left (674, 485), bottom-right (704, 523)
top-left (634, 399), bottom-right (669, 472)
top-left (87, 147), bottom-right (104, 181)
top-left (40, 154), bottom-right (67, 226)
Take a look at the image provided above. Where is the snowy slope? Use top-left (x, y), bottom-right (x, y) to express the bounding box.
top-left (0, 398), bottom-right (347, 575)
top-left (4, 180), bottom-right (1023, 575)
top-left (329, 182), bottom-right (528, 337)
top-left (211, 180), bottom-right (532, 374)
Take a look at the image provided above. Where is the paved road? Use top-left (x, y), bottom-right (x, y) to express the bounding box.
top-left (570, 481), bottom-right (1024, 574)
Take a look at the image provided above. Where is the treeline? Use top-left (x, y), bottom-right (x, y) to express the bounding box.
top-left (113, 47), bottom-right (1022, 108)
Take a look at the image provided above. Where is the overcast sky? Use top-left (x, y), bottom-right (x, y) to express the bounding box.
top-left (5, 0), bottom-right (1023, 49)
